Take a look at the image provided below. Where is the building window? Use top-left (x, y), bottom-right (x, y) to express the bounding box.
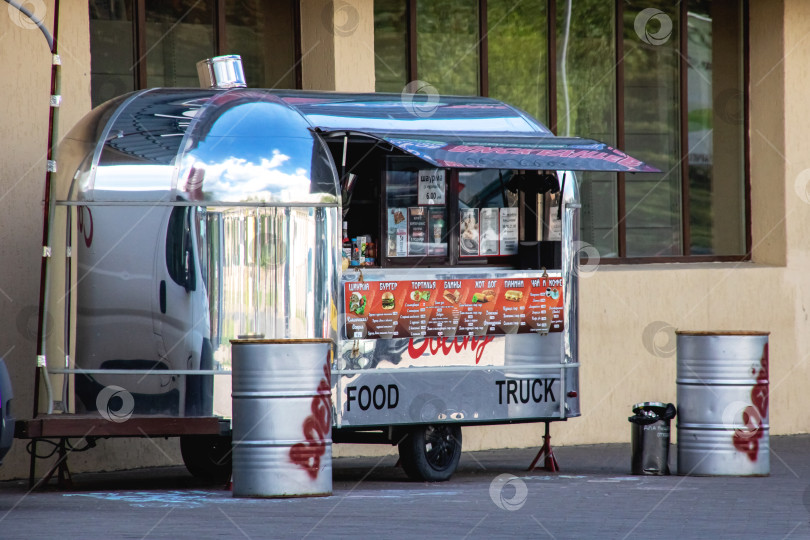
top-left (89, 0), bottom-right (300, 107)
top-left (373, 0), bottom-right (749, 262)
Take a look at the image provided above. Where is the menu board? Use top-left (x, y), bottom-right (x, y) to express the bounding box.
top-left (480, 209), bottom-right (499, 256)
top-left (428, 207), bottom-right (447, 256)
top-left (408, 207), bottom-right (427, 256)
top-left (343, 276), bottom-right (564, 340)
top-left (387, 207), bottom-right (408, 257)
top-left (500, 207), bottom-right (519, 254)
top-left (460, 207), bottom-right (519, 257)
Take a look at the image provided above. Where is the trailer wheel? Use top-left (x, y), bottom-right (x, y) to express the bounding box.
top-left (398, 424), bottom-right (462, 482)
top-left (180, 434), bottom-right (232, 483)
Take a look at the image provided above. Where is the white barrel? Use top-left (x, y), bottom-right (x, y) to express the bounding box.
top-left (231, 339), bottom-right (333, 497)
top-left (676, 331), bottom-right (769, 476)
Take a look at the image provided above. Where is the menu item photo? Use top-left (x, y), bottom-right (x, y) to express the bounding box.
top-left (504, 290), bottom-right (523, 302)
top-left (381, 292), bottom-right (395, 310)
top-left (472, 289), bottom-right (495, 303)
top-left (349, 291), bottom-right (367, 314)
top-left (443, 289), bottom-right (461, 304)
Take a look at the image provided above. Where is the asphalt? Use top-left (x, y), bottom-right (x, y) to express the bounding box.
top-left (0, 435), bottom-right (808, 539)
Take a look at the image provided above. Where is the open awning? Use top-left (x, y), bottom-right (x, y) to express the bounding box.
top-left (319, 130), bottom-right (659, 173)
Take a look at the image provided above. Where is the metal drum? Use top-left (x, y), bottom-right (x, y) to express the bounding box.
top-left (231, 339), bottom-right (333, 497)
top-left (676, 331), bottom-right (769, 476)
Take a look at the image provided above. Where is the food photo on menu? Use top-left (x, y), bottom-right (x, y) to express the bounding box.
top-left (459, 208), bottom-right (480, 256)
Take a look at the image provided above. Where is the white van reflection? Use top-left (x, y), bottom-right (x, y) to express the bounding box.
top-left (75, 203), bottom-right (213, 416)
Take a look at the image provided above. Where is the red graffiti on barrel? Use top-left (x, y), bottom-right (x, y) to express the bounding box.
top-left (407, 335), bottom-right (495, 364)
top-left (732, 343), bottom-right (769, 461)
top-left (289, 361), bottom-right (331, 479)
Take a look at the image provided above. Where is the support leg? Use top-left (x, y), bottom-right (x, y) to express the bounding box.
top-left (528, 422), bottom-right (559, 472)
top-left (31, 438), bottom-right (73, 491)
top-left (28, 440), bottom-right (37, 488)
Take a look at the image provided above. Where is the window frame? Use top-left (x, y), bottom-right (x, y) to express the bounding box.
top-left (396, 0), bottom-right (751, 263)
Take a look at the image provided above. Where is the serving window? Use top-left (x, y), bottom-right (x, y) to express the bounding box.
top-left (380, 157), bottom-right (554, 268)
top-left (384, 157), bottom-right (450, 263)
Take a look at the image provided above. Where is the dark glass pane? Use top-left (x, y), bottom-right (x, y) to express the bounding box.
top-left (416, 0), bottom-right (479, 95)
top-left (90, 0), bottom-right (135, 107)
top-left (556, 0), bottom-right (617, 257)
top-left (623, 0), bottom-right (681, 257)
top-left (374, 0), bottom-right (408, 93)
top-left (385, 157), bottom-right (449, 261)
top-left (458, 170), bottom-right (519, 258)
top-left (226, 0), bottom-right (297, 89)
top-left (488, 0), bottom-right (547, 123)
top-left (687, 1), bottom-right (745, 255)
top-left (145, 0), bottom-right (215, 88)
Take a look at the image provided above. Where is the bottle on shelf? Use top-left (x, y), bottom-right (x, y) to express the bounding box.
top-left (342, 221), bottom-right (351, 269)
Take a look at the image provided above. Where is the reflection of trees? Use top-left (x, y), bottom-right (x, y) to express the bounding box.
top-left (374, 0), bottom-right (408, 93)
top-left (621, 1), bottom-right (682, 256)
top-left (487, 0), bottom-right (548, 122)
top-left (689, 165), bottom-right (712, 254)
top-left (416, 0), bottom-right (479, 96)
top-left (555, 0), bottom-right (617, 256)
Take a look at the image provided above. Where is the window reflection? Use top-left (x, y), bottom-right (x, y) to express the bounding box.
top-left (623, 0), bottom-right (682, 257)
top-left (556, 0), bottom-right (618, 257)
top-left (687, 0), bottom-right (745, 255)
top-left (225, 0), bottom-right (297, 89)
top-left (374, 0), bottom-right (409, 93)
top-left (488, 0), bottom-right (548, 124)
top-left (145, 0), bottom-right (216, 88)
top-left (416, 0), bottom-right (479, 96)
top-left (89, 0), bottom-right (135, 106)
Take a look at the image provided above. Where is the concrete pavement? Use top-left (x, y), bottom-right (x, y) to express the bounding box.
top-left (0, 435), bottom-right (808, 539)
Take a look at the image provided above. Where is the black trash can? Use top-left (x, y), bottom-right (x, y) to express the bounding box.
top-left (629, 402), bottom-right (676, 475)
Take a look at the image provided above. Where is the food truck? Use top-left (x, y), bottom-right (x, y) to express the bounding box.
top-left (33, 57), bottom-right (655, 482)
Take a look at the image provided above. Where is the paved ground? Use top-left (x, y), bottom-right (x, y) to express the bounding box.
top-left (0, 435), bottom-right (808, 539)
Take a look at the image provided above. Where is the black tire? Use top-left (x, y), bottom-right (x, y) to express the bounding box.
top-left (180, 434), bottom-right (232, 483)
top-left (398, 424), bottom-right (462, 482)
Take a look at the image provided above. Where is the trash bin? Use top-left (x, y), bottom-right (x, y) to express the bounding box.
top-left (629, 402), bottom-right (676, 475)
top-left (231, 338), bottom-right (333, 498)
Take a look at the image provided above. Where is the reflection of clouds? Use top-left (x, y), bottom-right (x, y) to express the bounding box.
top-left (201, 151), bottom-right (313, 201)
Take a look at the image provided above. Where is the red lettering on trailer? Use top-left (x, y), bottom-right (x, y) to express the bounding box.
top-left (408, 336), bottom-right (495, 365)
top-left (289, 361), bottom-right (331, 479)
top-left (732, 343), bottom-right (769, 461)
top-left (78, 206), bottom-right (93, 247)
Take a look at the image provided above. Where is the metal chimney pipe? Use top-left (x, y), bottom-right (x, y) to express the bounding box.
top-left (197, 55), bottom-right (247, 89)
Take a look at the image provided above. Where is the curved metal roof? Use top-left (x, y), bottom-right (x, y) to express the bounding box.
top-left (55, 88), bottom-right (655, 206)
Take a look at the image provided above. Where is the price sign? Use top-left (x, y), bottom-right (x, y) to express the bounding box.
top-left (417, 169), bottom-right (446, 205)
